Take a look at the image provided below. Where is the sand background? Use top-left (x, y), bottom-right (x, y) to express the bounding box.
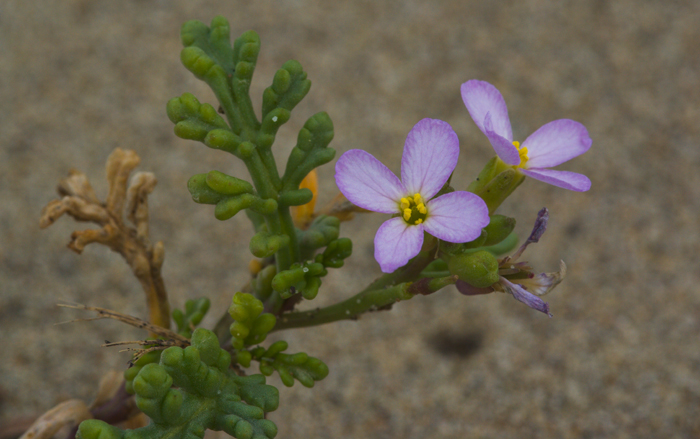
top-left (2, 0), bottom-right (700, 438)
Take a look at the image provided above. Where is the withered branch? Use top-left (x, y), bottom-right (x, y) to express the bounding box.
top-left (57, 303), bottom-right (188, 344)
top-left (41, 149), bottom-right (170, 329)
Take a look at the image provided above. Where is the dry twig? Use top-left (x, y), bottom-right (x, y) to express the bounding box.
top-left (40, 148), bottom-right (170, 329)
top-left (57, 303), bottom-right (188, 344)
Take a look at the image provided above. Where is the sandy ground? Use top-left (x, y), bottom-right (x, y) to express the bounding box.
top-left (2, 0), bottom-right (700, 438)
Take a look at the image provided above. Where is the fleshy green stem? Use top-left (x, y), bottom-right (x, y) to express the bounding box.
top-left (277, 207), bottom-right (300, 266)
top-left (270, 239), bottom-right (438, 332)
top-left (272, 282), bottom-right (414, 331)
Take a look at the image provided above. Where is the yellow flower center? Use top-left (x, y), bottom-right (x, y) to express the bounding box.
top-left (399, 193), bottom-right (428, 225)
top-left (513, 141), bottom-right (529, 168)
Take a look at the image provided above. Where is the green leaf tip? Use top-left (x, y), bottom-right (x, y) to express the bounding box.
top-left (318, 237), bottom-right (353, 268)
top-left (282, 112), bottom-right (335, 190)
top-left (124, 350), bottom-right (162, 395)
top-left (188, 173), bottom-right (276, 221)
top-left (271, 262), bottom-right (326, 300)
top-left (278, 188), bottom-right (313, 207)
top-left (173, 297), bottom-right (211, 338)
top-left (181, 17), bottom-right (236, 76)
top-left (250, 231), bottom-right (290, 258)
top-left (233, 30), bottom-right (262, 84)
top-left (298, 215), bottom-right (340, 255)
top-left (262, 60), bottom-right (311, 119)
top-left (251, 341), bottom-right (329, 388)
top-left (229, 293), bottom-right (277, 350)
top-left (167, 93), bottom-right (230, 142)
top-left (84, 328), bottom-right (279, 439)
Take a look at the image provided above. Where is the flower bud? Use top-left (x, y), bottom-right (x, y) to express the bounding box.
top-left (482, 214), bottom-right (516, 246)
top-left (447, 250), bottom-right (499, 288)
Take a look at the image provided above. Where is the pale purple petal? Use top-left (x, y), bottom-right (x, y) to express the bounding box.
top-left (520, 168), bottom-right (591, 192)
top-left (501, 277), bottom-right (552, 317)
top-left (485, 113), bottom-right (521, 165)
top-left (509, 207), bottom-right (549, 261)
top-left (461, 80), bottom-right (513, 141)
top-left (335, 149), bottom-right (407, 213)
top-left (522, 119), bottom-right (592, 168)
top-left (423, 191), bottom-right (489, 243)
top-left (374, 217), bottom-right (424, 273)
top-left (400, 118), bottom-right (459, 199)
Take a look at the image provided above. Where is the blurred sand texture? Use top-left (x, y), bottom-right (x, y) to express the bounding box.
top-left (2, 0), bottom-right (700, 438)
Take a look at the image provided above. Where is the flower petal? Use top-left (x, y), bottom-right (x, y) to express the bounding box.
top-left (335, 149), bottom-right (407, 213)
top-left (400, 118), bottom-right (460, 198)
top-left (485, 113), bottom-right (521, 165)
top-left (501, 277), bottom-right (552, 317)
top-left (461, 80), bottom-right (513, 141)
top-left (522, 119), bottom-right (592, 168)
top-left (374, 217), bottom-right (424, 273)
top-left (423, 191), bottom-right (489, 243)
top-left (520, 168), bottom-right (591, 192)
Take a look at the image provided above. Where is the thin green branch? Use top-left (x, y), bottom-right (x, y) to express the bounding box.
top-left (271, 283), bottom-right (414, 331)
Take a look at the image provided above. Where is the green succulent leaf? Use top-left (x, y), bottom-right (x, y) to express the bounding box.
top-left (188, 173), bottom-right (276, 221)
top-left (167, 93), bottom-right (231, 143)
top-left (173, 298), bottom-right (211, 338)
top-left (262, 60), bottom-right (311, 121)
top-left (252, 265), bottom-right (277, 302)
top-left (278, 188), bottom-right (313, 207)
top-left (317, 237), bottom-right (353, 269)
top-left (180, 17), bottom-right (261, 138)
top-left (282, 112), bottom-right (335, 191)
top-left (249, 231), bottom-right (290, 259)
top-left (271, 262), bottom-right (326, 300)
top-left (124, 350), bottom-right (162, 395)
top-left (181, 16), bottom-right (236, 76)
top-left (229, 293), bottom-right (277, 350)
top-left (253, 341), bottom-right (329, 388)
top-left (298, 215), bottom-right (340, 257)
top-left (81, 329), bottom-right (279, 439)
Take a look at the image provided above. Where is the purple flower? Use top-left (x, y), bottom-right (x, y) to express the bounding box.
top-left (461, 80), bottom-right (592, 192)
top-left (335, 118), bottom-right (490, 273)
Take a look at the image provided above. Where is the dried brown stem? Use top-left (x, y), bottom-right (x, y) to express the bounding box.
top-left (40, 148), bottom-right (170, 330)
top-left (57, 303), bottom-right (188, 344)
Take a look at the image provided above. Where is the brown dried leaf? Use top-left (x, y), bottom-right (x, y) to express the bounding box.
top-left (68, 224), bottom-right (118, 254)
top-left (105, 148), bottom-right (140, 217)
top-left (126, 171), bottom-right (157, 244)
top-left (19, 400), bottom-right (92, 439)
top-left (57, 169), bottom-right (100, 203)
top-left (39, 196), bottom-right (110, 229)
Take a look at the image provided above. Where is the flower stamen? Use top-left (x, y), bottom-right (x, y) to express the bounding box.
top-left (399, 193), bottom-right (428, 225)
top-left (512, 141), bottom-right (529, 168)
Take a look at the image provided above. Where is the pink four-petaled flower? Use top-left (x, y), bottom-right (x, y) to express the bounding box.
top-left (335, 118), bottom-right (490, 273)
top-left (461, 80), bottom-right (592, 192)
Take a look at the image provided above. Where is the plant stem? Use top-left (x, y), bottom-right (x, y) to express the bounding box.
top-left (271, 282), bottom-right (414, 331)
